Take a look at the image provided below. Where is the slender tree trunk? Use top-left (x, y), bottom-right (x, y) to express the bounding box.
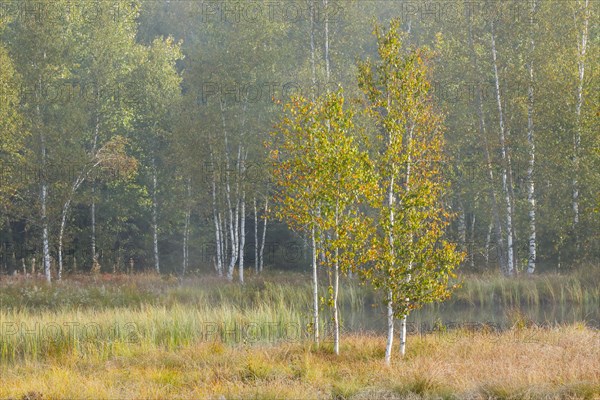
top-left (485, 220), bottom-right (493, 266)
top-left (333, 249), bottom-right (340, 355)
top-left (385, 90), bottom-right (396, 361)
top-left (41, 176), bottom-right (51, 283)
top-left (184, 210), bottom-right (189, 275)
top-left (458, 200), bottom-right (467, 254)
top-left (221, 212), bottom-right (228, 271)
top-left (238, 189), bottom-right (246, 284)
top-left (332, 204), bottom-right (340, 356)
top-left (572, 0), bottom-right (589, 250)
top-left (182, 177), bottom-right (191, 276)
top-left (470, 213), bottom-right (476, 269)
top-left (384, 289), bottom-right (394, 365)
top-left (400, 124), bottom-right (414, 358)
top-left (214, 209), bottom-right (223, 277)
top-left (221, 103), bottom-right (237, 281)
top-left (323, 0), bottom-right (330, 85)
top-left (491, 21), bottom-right (514, 276)
top-left (91, 187), bottom-right (96, 267)
top-left (152, 157), bottom-right (160, 274)
top-left (259, 197), bottom-right (268, 272)
top-left (507, 134), bottom-right (519, 273)
top-left (312, 226), bottom-right (319, 344)
top-left (57, 173), bottom-right (87, 280)
top-left (57, 199), bottom-right (72, 280)
top-left (218, 212), bottom-right (226, 276)
top-left (253, 196), bottom-right (259, 273)
top-left (232, 145), bottom-right (242, 277)
top-left (226, 203), bottom-right (236, 281)
top-left (527, 0), bottom-right (538, 275)
top-left (37, 72), bottom-right (51, 283)
top-left (91, 104), bottom-right (100, 271)
top-left (309, 0), bottom-right (317, 99)
top-left (210, 147), bottom-right (223, 277)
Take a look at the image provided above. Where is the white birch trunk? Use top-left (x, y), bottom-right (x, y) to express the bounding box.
top-left (218, 212), bottom-right (225, 276)
top-left (37, 71), bottom-right (51, 283)
top-left (259, 197), bottom-right (268, 272)
top-left (470, 213), bottom-right (476, 269)
top-left (253, 196), bottom-right (258, 273)
top-left (41, 174), bottom-right (51, 283)
top-left (210, 146), bottom-right (223, 277)
top-left (491, 21), bottom-right (514, 276)
top-left (57, 199), bottom-right (71, 280)
top-left (226, 202), bottom-right (236, 281)
top-left (214, 209), bottom-right (223, 277)
top-left (400, 125), bottom-right (414, 358)
top-left (384, 289), bottom-right (394, 365)
top-left (309, 0), bottom-right (317, 99)
top-left (233, 146), bottom-right (242, 265)
top-left (182, 178), bottom-right (191, 276)
top-left (333, 251), bottom-right (340, 355)
top-left (385, 89), bottom-right (396, 362)
top-left (506, 130), bottom-right (519, 273)
top-left (91, 108), bottom-right (100, 270)
top-left (91, 192), bottom-right (96, 267)
top-left (527, 0), bottom-right (538, 275)
top-left (312, 226), bottom-right (319, 344)
top-left (221, 102), bottom-right (237, 281)
top-left (152, 158), bottom-right (160, 274)
top-left (57, 173), bottom-right (87, 279)
top-left (458, 201), bottom-right (467, 254)
top-left (333, 203), bottom-right (340, 356)
top-left (323, 0), bottom-right (330, 84)
top-left (485, 220), bottom-right (493, 266)
top-left (221, 212), bottom-right (228, 271)
top-left (238, 188), bottom-right (246, 284)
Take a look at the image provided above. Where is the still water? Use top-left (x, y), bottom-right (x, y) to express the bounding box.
top-left (339, 302), bottom-right (600, 334)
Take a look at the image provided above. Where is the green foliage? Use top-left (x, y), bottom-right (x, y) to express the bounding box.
top-left (271, 89), bottom-right (372, 270)
top-left (357, 19), bottom-right (463, 318)
top-left (0, 41), bottom-right (25, 219)
top-left (0, 1), bottom-right (598, 275)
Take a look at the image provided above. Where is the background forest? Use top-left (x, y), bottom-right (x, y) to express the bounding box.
top-left (0, 0), bottom-right (598, 281)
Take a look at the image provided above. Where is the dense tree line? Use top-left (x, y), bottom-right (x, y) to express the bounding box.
top-left (0, 1), bottom-right (598, 281)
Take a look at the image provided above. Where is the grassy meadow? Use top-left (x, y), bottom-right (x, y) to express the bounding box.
top-left (1, 270), bottom-right (599, 399)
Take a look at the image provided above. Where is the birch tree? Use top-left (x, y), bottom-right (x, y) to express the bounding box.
top-left (270, 95), bottom-right (326, 344)
top-left (357, 20), bottom-right (463, 364)
top-left (271, 90), bottom-right (371, 352)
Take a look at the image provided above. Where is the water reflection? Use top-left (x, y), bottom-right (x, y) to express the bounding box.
top-left (339, 303), bottom-right (600, 334)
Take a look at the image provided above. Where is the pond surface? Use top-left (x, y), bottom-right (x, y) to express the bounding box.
top-left (338, 302), bottom-right (600, 334)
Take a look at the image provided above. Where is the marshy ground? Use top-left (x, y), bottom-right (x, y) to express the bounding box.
top-left (1, 271), bottom-right (599, 399)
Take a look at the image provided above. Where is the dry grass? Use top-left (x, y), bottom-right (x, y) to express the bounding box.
top-left (1, 271), bottom-right (599, 398)
top-left (1, 325), bottom-right (598, 399)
